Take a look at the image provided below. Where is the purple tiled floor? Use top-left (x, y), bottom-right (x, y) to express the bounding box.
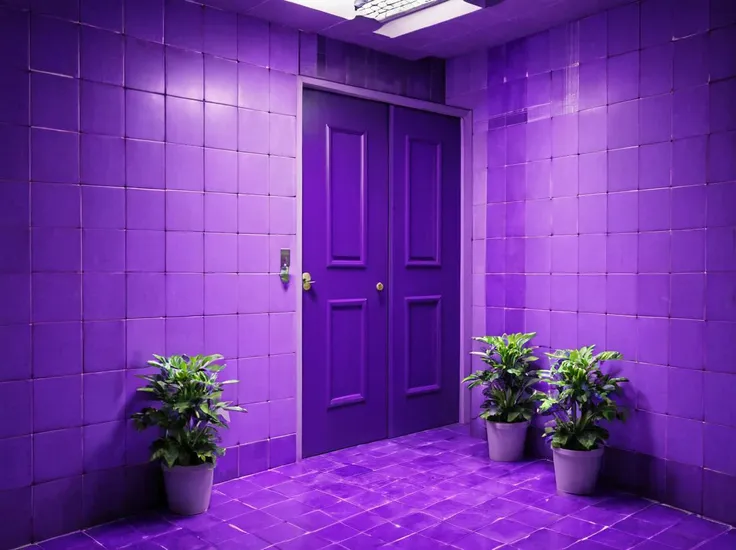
top-left (26, 426), bottom-right (734, 550)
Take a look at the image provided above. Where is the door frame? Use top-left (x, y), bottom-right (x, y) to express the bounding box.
top-left (295, 76), bottom-right (473, 460)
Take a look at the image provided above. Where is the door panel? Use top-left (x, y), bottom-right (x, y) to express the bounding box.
top-left (389, 106), bottom-right (461, 437)
top-left (302, 89), bottom-right (389, 457)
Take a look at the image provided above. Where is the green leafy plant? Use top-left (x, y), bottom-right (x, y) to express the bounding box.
top-left (132, 354), bottom-right (246, 468)
top-left (538, 346), bottom-right (627, 451)
top-left (463, 333), bottom-right (543, 423)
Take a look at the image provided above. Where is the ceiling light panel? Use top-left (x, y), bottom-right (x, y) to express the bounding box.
top-left (355, 0), bottom-right (447, 22)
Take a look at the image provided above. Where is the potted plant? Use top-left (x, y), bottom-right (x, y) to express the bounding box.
top-left (538, 346), bottom-right (628, 495)
top-left (463, 333), bottom-right (542, 462)
top-left (132, 354), bottom-right (246, 515)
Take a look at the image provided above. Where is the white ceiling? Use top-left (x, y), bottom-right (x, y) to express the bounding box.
top-left (200, 0), bottom-right (636, 59)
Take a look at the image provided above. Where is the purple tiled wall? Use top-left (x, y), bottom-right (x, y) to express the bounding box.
top-left (451, 0), bottom-right (736, 526)
top-left (0, 0), bottom-right (444, 547)
top-left (301, 35), bottom-right (445, 103)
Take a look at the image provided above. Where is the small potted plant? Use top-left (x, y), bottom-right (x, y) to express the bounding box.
top-left (538, 346), bottom-right (628, 495)
top-left (463, 333), bottom-right (542, 462)
top-left (132, 354), bottom-right (246, 515)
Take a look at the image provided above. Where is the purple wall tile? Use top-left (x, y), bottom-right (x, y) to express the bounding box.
top-left (608, 3), bottom-right (640, 55)
top-left (0, 436), bottom-right (32, 492)
top-left (82, 186), bottom-right (125, 229)
top-left (166, 46), bottom-right (204, 100)
top-left (703, 424), bottom-right (736, 477)
top-left (708, 131), bottom-right (736, 183)
top-left (608, 51), bottom-right (639, 104)
top-left (641, 0), bottom-right (672, 47)
top-left (0, 7), bottom-right (28, 66)
top-left (0, 125), bottom-right (29, 181)
top-left (126, 318), bottom-right (164, 369)
top-left (84, 321), bottom-right (125, 373)
top-left (81, 135), bottom-right (125, 188)
top-left (125, 0), bottom-right (163, 43)
top-left (81, 0), bottom-right (123, 31)
top-left (167, 144), bottom-right (204, 191)
top-left (126, 90), bottom-right (165, 141)
top-left (125, 38), bottom-right (165, 94)
top-left (33, 428), bottom-right (83, 483)
top-left (165, 0), bottom-right (202, 51)
top-left (31, 129), bottom-right (80, 184)
top-left (673, 0), bottom-right (709, 39)
top-left (204, 103), bottom-right (238, 150)
top-left (0, 325), bottom-right (31, 382)
top-left (640, 43), bottom-right (673, 98)
top-left (32, 227), bottom-right (79, 272)
top-left (0, 381), bottom-right (32, 439)
top-left (166, 274), bottom-right (204, 317)
top-left (31, 73), bottom-right (78, 132)
top-left (458, 0), bottom-right (736, 523)
top-left (32, 477), bottom-right (84, 541)
top-left (165, 191), bottom-right (204, 231)
top-left (239, 440), bottom-right (269, 476)
top-left (579, 60), bottom-right (607, 110)
top-left (126, 273), bottom-right (165, 318)
top-left (126, 189), bottom-right (165, 230)
top-left (31, 0), bottom-right (77, 20)
top-left (674, 35), bottom-right (709, 90)
top-left (204, 6), bottom-right (237, 60)
top-left (33, 376), bottom-right (82, 431)
top-left (673, 85), bottom-right (709, 139)
top-left (166, 96), bottom-right (204, 146)
top-left (709, 25), bottom-right (736, 80)
top-left (205, 55), bottom-right (238, 106)
top-left (237, 15), bottom-right (269, 67)
top-left (0, 66), bottom-right (29, 126)
top-left (670, 319), bottom-right (705, 370)
top-left (204, 315), bottom-right (239, 360)
top-left (639, 95), bottom-right (672, 145)
top-left (270, 25), bottom-right (298, 74)
top-left (668, 368), bottom-right (703, 420)
top-left (32, 273), bottom-right (82, 323)
top-left (83, 372), bottom-right (126, 425)
top-left (30, 15), bottom-right (78, 77)
top-left (166, 316), bottom-right (204, 356)
top-left (607, 100), bottom-right (639, 149)
top-left (81, 27), bottom-right (124, 86)
top-left (578, 107), bottom-right (607, 153)
top-left (126, 140), bottom-right (165, 189)
top-left (270, 434), bottom-right (296, 468)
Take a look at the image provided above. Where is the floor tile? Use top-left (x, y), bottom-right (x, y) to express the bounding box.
top-left (25, 424), bottom-right (734, 550)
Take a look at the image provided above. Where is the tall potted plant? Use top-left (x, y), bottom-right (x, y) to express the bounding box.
top-left (463, 333), bottom-right (542, 462)
top-left (132, 354), bottom-right (246, 515)
top-left (538, 346), bottom-right (628, 495)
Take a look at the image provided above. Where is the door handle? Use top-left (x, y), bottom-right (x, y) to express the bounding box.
top-left (302, 272), bottom-right (316, 291)
top-left (376, 282), bottom-right (384, 291)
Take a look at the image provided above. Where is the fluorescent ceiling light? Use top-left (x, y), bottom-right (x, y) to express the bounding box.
top-left (355, 0), bottom-right (447, 22)
top-left (374, 0), bottom-right (480, 38)
top-left (283, 0), bottom-right (356, 19)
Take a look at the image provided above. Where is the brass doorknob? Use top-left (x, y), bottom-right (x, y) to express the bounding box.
top-left (302, 272), bottom-right (316, 291)
top-left (376, 282), bottom-right (384, 291)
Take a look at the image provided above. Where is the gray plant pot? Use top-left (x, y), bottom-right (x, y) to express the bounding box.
top-left (485, 420), bottom-right (529, 462)
top-left (552, 446), bottom-right (604, 495)
top-left (162, 463), bottom-right (215, 515)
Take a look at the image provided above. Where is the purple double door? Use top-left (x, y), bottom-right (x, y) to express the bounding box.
top-left (302, 90), bottom-right (460, 457)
